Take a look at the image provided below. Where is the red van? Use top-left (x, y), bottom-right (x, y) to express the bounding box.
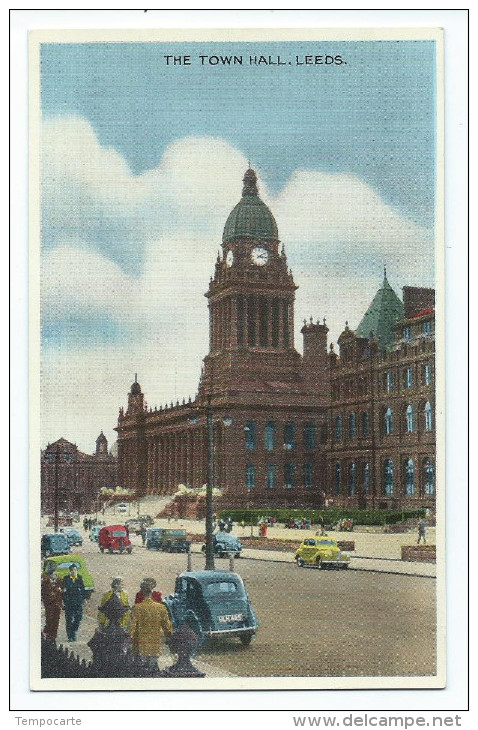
top-left (98, 525), bottom-right (132, 554)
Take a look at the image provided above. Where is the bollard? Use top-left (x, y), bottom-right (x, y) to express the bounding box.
top-left (187, 547), bottom-right (192, 572)
top-left (228, 553), bottom-right (235, 572)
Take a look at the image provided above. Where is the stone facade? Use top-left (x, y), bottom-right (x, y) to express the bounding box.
top-left (41, 433), bottom-right (118, 515)
top-left (116, 168), bottom-right (436, 512)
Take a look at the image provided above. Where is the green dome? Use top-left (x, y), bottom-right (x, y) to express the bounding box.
top-left (223, 169), bottom-right (278, 243)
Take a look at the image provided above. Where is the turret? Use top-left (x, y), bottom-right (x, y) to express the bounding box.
top-left (127, 374), bottom-right (145, 415)
top-left (301, 317), bottom-right (330, 400)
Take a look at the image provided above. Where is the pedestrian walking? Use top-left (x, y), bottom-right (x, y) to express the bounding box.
top-left (62, 563), bottom-right (86, 642)
top-left (417, 519), bottom-right (427, 544)
top-left (140, 526), bottom-right (147, 546)
top-left (41, 563), bottom-right (63, 641)
top-left (98, 577), bottom-right (131, 629)
top-left (134, 577), bottom-right (163, 604)
top-left (130, 582), bottom-right (172, 670)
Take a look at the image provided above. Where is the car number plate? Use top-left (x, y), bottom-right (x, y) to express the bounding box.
top-left (218, 613), bottom-right (244, 623)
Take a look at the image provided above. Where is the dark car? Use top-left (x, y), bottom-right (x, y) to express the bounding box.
top-left (145, 528), bottom-right (191, 553)
top-left (41, 533), bottom-right (71, 558)
top-left (202, 532), bottom-right (242, 558)
top-left (164, 570), bottom-right (258, 646)
top-left (63, 528), bottom-right (83, 547)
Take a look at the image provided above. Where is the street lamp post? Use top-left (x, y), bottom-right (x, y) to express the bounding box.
top-left (205, 395), bottom-right (215, 571)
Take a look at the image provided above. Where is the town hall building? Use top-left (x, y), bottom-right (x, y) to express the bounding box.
top-left (116, 168), bottom-right (436, 511)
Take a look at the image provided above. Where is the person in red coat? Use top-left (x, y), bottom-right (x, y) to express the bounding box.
top-left (41, 563), bottom-right (63, 641)
top-left (134, 578), bottom-right (162, 604)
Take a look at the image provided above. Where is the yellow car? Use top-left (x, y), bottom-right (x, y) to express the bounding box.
top-left (294, 537), bottom-right (351, 570)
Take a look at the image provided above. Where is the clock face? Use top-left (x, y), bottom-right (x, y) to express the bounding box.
top-left (226, 250), bottom-right (234, 268)
top-left (251, 246), bottom-right (269, 266)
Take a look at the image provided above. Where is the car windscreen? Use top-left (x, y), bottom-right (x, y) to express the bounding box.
top-left (202, 581), bottom-right (244, 598)
top-left (318, 540), bottom-right (336, 546)
top-left (53, 561), bottom-right (81, 570)
top-left (48, 535), bottom-right (69, 546)
top-left (112, 530), bottom-right (127, 537)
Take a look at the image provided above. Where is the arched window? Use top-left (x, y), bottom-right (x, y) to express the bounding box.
top-left (385, 408), bottom-right (393, 435)
top-left (423, 459), bottom-right (435, 495)
top-left (335, 416), bottom-right (342, 443)
top-left (245, 464), bottom-right (255, 489)
top-left (405, 458), bottom-right (415, 495)
top-left (244, 421), bottom-right (256, 450)
top-left (335, 462), bottom-right (341, 494)
top-left (424, 364), bottom-right (431, 386)
top-left (304, 422), bottom-right (316, 450)
top-left (361, 412), bottom-right (370, 438)
top-left (284, 463), bottom-right (295, 489)
top-left (406, 405), bottom-right (414, 433)
top-left (364, 463), bottom-right (370, 493)
top-left (264, 422), bottom-right (275, 451)
top-left (349, 413), bottom-right (356, 441)
top-left (383, 459), bottom-right (394, 495)
top-left (266, 464), bottom-right (276, 489)
top-left (349, 463), bottom-right (356, 495)
top-left (284, 422), bottom-right (296, 450)
top-left (425, 402), bottom-right (433, 431)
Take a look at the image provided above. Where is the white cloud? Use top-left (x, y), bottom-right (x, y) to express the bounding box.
top-left (39, 116), bottom-right (435, 452)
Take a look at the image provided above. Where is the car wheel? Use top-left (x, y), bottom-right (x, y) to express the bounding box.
top-left (316, 557), bottom-right (323, 569)
top-left (99, 547), bottom-right (104, 553)
top-left (108, 548), bottom-right (113, 554)
top-left (235, 553), bottom-right (241, 559)
top-left (127, 548), bottom-right (132, 554)
top-left (240, 632), bottom-right (253, 646)
top-left (342, 563), bottom-right (349, 569)
top-left (296, 557), bottom-right (305, 568)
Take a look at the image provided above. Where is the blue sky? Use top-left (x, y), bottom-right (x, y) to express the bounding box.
top-left (40, 39), bottom-right (437, 453)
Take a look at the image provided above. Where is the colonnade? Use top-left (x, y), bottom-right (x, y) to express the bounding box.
top-left (210, 294), bottom-right (293, 352)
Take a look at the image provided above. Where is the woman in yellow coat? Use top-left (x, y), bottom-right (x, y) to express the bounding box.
top-left (130, 581), bottom-right (172, 665)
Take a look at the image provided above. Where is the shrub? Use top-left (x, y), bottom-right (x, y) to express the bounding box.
top-left (217, 507), bottom-right (426, 527)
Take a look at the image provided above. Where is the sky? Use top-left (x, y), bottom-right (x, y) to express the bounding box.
top-left (39, 38), bottom-right (437, 454)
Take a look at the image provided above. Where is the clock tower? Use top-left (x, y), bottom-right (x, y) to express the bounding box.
top-left (199, 168), bottom-right (301, 399)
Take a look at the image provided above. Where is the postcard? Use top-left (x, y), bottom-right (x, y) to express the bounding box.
top-left (29, 26), bottom-right (444, 692)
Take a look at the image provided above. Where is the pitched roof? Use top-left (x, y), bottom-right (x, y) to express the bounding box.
top-left (356, 275), bottom-right (404, 351)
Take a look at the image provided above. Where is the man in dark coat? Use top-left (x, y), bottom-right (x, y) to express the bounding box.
top-left (62, 563), bottom-right (86, 641)
top-left (41, 563), bottom-right (63, 641)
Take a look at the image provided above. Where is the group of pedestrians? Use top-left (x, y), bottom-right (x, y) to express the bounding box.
top-left (42, 567), bottom-right (173, 670)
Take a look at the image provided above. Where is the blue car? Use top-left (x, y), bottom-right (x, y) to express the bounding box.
top-left (164, 570), bottom-right (258, 646)
top-left (202, 532), bottom-right (243, 558)
top-left (41, 533), bottom-right (71, 558)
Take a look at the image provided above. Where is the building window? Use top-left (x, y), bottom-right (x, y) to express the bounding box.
top-left (349, 413), bottom-right (356, 441)
top-left (284, 422), bottom-right (296, 450)
top-left (304, 463), bottom-right (313, 488)
top-left (264, 422), bottom-right (275, 451)
top-left (361, 411), bottom-right (370, 438)
top-left (247, 295), bottom-right (256, 346)
top-left (271, 298), bottom-right (280, 347)
top-left (364, 463), bottom-right (370, 493)
top-left (387, 371), bottom-right (394, 392)
top-left (349, 462), bottom-right (356, 495)
top-left (385, 408), bottom-right (393, 435)
top-left (424, 364), bottom-right (431, 386)
top-left (335, 462), bottom-right (341, 494)
top-left (407, 367), bottom-right (413, 388)
top-left (423, 321), bottom-right (432, 335)
top-left (403, 326), bottom-right (412, 341)
top-left (237, 295), bottom-right (245, 346)
top-left (266, 464), bottom-right (276, 489)
top-left (259, 295), bottom-right (269, 347)
top-left (335, 416), bottom-right (342, 443)
top-left (424, 458), bottom-right (435, 495)
top-left (304, 422), bottom-right (316, 450)
top-left (383, 459), bottom-right (394, 495)
top-left (424, 402), bottom-right (433, 431)
top-left (406, 404), bottom-right (414, 433)
top-left (245, 464), bottom-right (255, 489)
top-left (285, 463), bottom-right (295, 489)
top-left (405, 458), bottom-right (415, 495)
top-left (245, 421), bottom-right (257, 450)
